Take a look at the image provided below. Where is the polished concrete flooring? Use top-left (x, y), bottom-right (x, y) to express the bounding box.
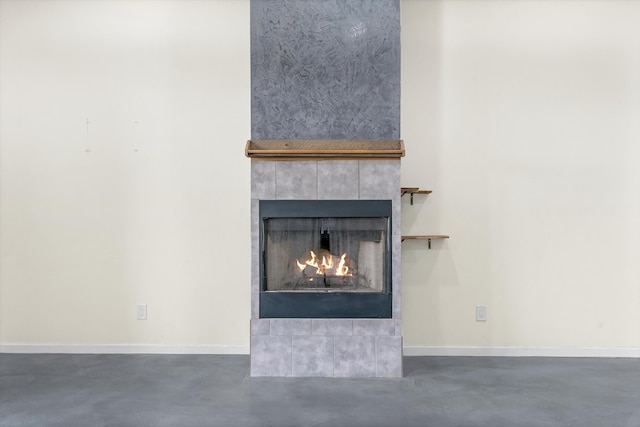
top-left (1, 354), bottom-right (638, 427)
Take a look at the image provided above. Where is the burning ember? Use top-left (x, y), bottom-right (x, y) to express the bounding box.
top-left (295, 250), bottom-right (351, 277)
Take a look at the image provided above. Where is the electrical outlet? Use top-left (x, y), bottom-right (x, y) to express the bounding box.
top-left (476, 305), bottom-right (487, 322)
top-left (137, 304), bottom-right (147, 320)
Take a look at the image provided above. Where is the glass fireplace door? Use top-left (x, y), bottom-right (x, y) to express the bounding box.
top-left (259, 200), bottom-right (392, 319)
top-left (263, 217), bottom-right (388, 293)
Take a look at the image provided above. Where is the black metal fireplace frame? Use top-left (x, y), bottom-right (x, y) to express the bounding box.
top-left (259, 199), bottom-right (392, 318)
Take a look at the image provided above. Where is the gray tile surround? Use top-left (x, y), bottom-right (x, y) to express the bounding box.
top-left (250, 159), bottom-right (403, 377)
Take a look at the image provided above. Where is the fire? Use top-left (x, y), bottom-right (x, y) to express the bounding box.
top-left (296, 250), bottom-right (351, 276)
top-left (336, 253), bottom-right (349, 276)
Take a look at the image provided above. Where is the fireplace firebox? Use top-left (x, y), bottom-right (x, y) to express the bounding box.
top-left (260, 200), bottom-right (392, 318)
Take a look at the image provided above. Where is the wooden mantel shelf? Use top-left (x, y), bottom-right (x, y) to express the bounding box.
top-left (246, 139), bottom-right (405, 160)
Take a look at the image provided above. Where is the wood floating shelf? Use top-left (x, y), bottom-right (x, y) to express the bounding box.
top-left (401, 187), bottom-right (432, 205)
top-left (401, 235), bottom-right (450, 249)
top-left (246, 139), bottom-right (405, 160)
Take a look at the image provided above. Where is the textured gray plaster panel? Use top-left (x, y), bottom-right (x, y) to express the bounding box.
top-left (353, 319), bottom-right (395, 336)
top-left (292, 336), bottom-right (334, 377)
top-left (251, 0), bottom-right (400, 140)
top-left (251, 161), bottom-right (276, 199)
top-left (317, 161), bottom-right (359, 200)
top-left (275, 161), bottom-right (317, 199)
top-left (251, 319), bottom-right (270, 336)
top-left (375, 336), bottom-right (403, 377)
top-left (359, 160), bottom-right (401, 200)
top-left (250, 335), bottom-right (292, 377)
top-left (270, 319), bottom-right (312, 336)
top-left (334, 336), bottom-right (376, 377)
top-left (311, 319), bottom-right (353, 336)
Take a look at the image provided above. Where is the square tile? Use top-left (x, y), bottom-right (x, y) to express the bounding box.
top-left (334, 336), bottom-right (376, 377)
top-left (292, 336), bottom-right (334, 377)
top-left (311, 319), bottom-right (353, 336)
top-left (393, 270), bottom-right (402, 319)
top-left (394, 319), bottom-right (402, 336)
top-left (275, 161), bottom-right (317, 199)
top-left (251, 234), bottom-right (260, 319)
top-left (251, 289), bottom-right (259, 319)
top-left (375, 336), bottom-right (403, 377)
top-left (270, 319), bottom-right (312, 336)
top-left (392, 235), bottom-right (402, 278)
top-left (317, 161), bottom-right (359, 199)
top-left (358, 160), bottom-right (400, 200)
top-left (251, 319), bottom-right (270, 336)
top-left (250, 335), bottom-right (292, 377)
top-left (391, 194), bottom-right (401, 238)
top-left (251, 199), bottom-right (260, 237)
top-left (353, 319), bottom-right (395, 336)
top-left (251, 161), bottom-right (276, 199)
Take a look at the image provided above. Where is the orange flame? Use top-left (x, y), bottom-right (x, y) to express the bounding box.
top-left (336, 253), bottom-right (349, 276)
top-left (296, 250), bottom-right (352, 277)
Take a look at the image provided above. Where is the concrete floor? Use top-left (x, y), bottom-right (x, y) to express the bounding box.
top-left (1, 354), bottom-right (638, 427)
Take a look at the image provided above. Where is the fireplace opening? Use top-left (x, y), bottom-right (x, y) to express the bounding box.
top-left (259, 200), bottom-right (392, 318)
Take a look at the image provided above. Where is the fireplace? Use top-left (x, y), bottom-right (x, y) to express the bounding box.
top-left (249, 0), bottom-right (402, 377)
top-left (248, 151), bottom-right (403, 377)
top-left (260, 200), bottom-right (392, 318)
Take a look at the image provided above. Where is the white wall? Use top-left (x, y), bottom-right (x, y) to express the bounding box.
top-left (1, 0), bottom-right (638, 354)
top-left (0, 0), bottom-right (251, 349)
top-left (401, 0), bottom-right (640, 353)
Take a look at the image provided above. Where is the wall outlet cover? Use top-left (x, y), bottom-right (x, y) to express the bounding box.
top-left (476, 305), bottom-right (487, 322)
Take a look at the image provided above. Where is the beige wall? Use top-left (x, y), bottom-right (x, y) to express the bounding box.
top-left (401, 0), bottom-right (639, 352)
top-left (1, 0), bottom-right (638, 354)
top-left (0, 0), bottom-right (251, 348)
